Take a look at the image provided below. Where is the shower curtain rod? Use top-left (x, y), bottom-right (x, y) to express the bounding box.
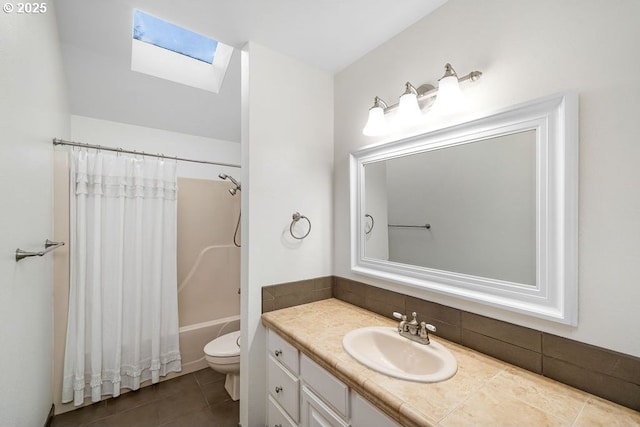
top-left (52, 138), bottom-right (241, 168)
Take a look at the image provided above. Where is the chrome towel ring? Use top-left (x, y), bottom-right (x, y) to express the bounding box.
top-left (290, 212), bottom-right (311, 240)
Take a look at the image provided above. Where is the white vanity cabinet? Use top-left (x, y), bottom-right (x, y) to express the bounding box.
top-left (266, 328), bottom-right (402, 427)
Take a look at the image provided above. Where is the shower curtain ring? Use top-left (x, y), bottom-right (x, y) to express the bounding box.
top-left (290, 212), bottom-right (311, 240)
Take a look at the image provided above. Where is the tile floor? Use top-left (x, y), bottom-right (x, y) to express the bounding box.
top-left (52, 369), bottom-right (239, 427)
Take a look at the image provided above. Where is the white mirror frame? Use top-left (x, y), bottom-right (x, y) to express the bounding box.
top-left (350, 92), bottom-right (578, 325)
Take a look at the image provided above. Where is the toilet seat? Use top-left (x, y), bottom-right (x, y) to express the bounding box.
top-left (204, 330), bottom-right (240, 358)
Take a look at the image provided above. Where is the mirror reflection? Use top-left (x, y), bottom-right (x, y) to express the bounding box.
top-left (364, 130), bottom-right (536, 286)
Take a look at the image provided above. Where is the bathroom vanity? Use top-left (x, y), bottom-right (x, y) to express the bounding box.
top-left (262, 298), bottom-right (640, 427)
top-left (266, 326), bottom-right (400, 427)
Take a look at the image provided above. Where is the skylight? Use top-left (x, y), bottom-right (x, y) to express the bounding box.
top-left (133, 10), bottom-right (218, 64)
top-left (130, 9), bottom-right (234, 93)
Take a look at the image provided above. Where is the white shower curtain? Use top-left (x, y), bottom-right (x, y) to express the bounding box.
top-left (62, 150), bottom-right (181, 406)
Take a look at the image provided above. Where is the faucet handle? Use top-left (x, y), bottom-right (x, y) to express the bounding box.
top-left (392, 312), bottom-right (408, 333)
top-left (392, 312), bottom-right (408, 322)
top-left (418, 321), bottom-right (437, 342)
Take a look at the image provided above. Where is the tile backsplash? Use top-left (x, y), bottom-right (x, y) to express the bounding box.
top-left (262, 276), bottom-right (332, 313)
top-left (261, 275), bottom-right (640, 412)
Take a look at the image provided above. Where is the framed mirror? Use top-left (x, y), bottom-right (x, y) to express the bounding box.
top-left (350, 92), bottom-right (578, 324)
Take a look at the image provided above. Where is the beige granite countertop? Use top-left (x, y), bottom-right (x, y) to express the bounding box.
top-left (261, 298), bottom-right (640, 427)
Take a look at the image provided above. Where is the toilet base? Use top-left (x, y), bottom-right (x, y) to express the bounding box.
top-left (224, 373), bottom-right (240, 401)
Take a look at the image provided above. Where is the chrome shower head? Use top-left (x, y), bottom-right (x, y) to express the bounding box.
top-left (220, 173), bottom-right (241, 195)
top-left (219, 173), bottom-right (240, 187)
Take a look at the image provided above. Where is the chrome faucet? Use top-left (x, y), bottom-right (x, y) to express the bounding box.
top-left (393, 311), bottom-right (436, 345)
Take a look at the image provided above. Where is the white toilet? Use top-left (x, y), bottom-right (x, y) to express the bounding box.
top-left (204, 330), bottom-right (241, 401)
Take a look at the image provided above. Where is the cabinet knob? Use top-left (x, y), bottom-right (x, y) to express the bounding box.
top-left (275, 349), bottom-right (282, 357)
top-left (275, 386), bottom-right (283, 394)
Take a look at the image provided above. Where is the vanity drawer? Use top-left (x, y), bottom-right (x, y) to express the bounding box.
top-left (268, 329), bottom-right (300, 374)
top-left (300, 353), bottom-right (349, 418)
top-left (267, 395), bottom-right (297, 427)
top-left (268, 354), bottom-right (300, 422)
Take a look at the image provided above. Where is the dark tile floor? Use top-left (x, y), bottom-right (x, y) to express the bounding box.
top-left (52, 369), bottom-right (239, 427)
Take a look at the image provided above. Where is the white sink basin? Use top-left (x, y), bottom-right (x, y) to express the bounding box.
top-left (342, 326), bottom-right (457, 383)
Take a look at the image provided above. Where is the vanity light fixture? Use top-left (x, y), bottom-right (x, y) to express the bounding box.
top-left (362, 63), bottom-right (482, 136)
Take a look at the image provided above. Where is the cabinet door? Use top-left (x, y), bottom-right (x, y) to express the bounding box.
top-left (350, 392), bottom-right (401, 427)
top-left (301, 385), bottom-right (349, 427)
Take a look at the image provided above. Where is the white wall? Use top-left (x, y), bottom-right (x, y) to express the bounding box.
top-left (334, 0), bottom-right (640, 357)
top-left (68, 115), bottom-right (240, 180)
top-left (240, 42), bottom-right (334, 427)
top-left (0, 6), bottom-right (70, 426)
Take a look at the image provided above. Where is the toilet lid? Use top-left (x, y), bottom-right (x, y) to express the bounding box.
top-left (204, 330), bottom-right (241, 357)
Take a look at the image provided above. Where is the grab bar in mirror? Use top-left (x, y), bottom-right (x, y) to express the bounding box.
top-left (388, 223), bottom-right (431, 230)
top-left (16, 239), bottom-right (65, 262)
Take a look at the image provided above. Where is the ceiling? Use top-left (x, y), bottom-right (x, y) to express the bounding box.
top-left (54, 0), bottom-right (447, 142)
